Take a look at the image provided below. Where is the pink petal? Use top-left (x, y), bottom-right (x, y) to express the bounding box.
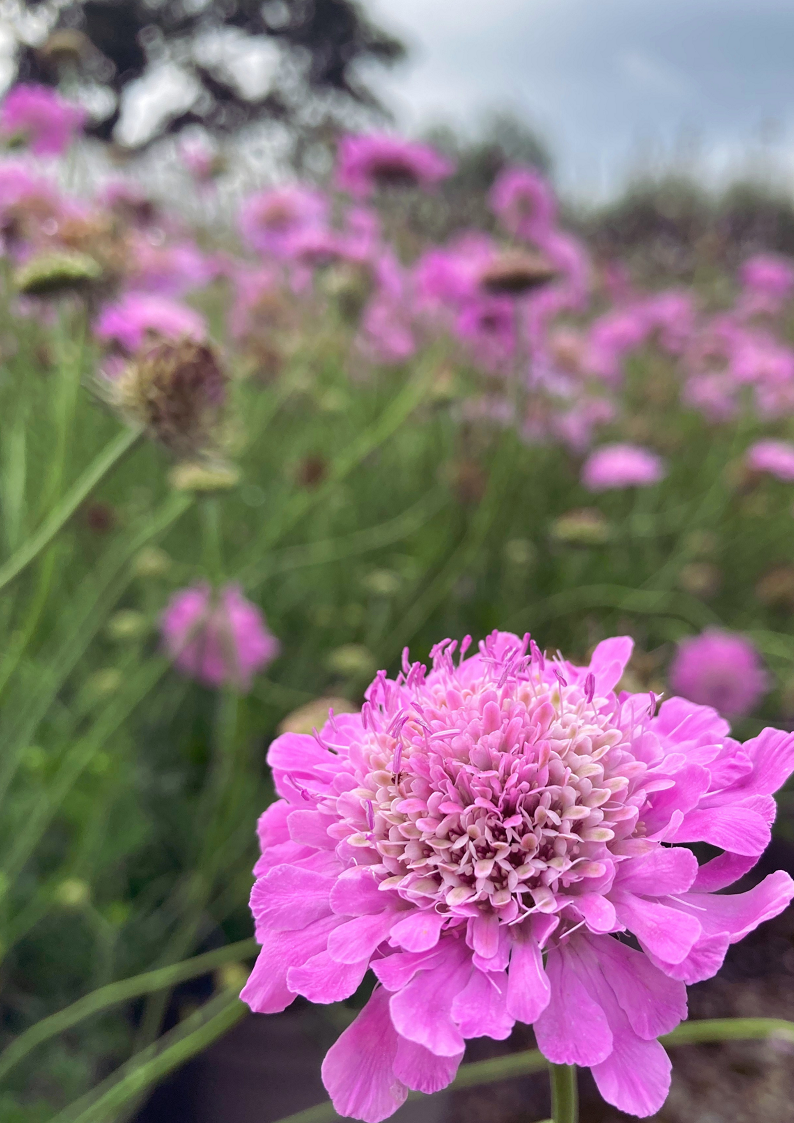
top-left (506, 935), bottom-right (551, 1023)
top-left (240, 914), bottom-right (338, 1013)
top-left (248, 864), bottom-right (333, 931)
top-left (735, 727), bottom-right (794, 796)
top-left (691, 852), bottom-right (759, 892)
top-left (372, 944), bottom-right (449, 991)
top-left (611, 890), bottom-right (701, 964)
top-left (584, 934), bottom-right (687, 1038)
top-left (287, 950), bottom-right (369, 1003)
top-left (327, 911), bottom-right (397, 964)
top-left (672, 804), bottom-right (771, 856)
top-left (680, 870), bottom-right (794, 943)
top-left (268, 731), bottom-right (333, 798)
top-left (615, 846), bottom-right (699, 896)
top-left (393, 1036), bottom-right (463, 1093)
top-left (330, 865), bottom-right (394, 916)
top-left (533, 944), bottom-right (613, 1066)
top-left (451, 967), bottom-right (514, 1040)
top-left (287, 809), bottom-right (336, 849)
top-left (641, 763), bottom-right (710, 836)
top-left (470, 913), bottom-right (500, 959)
top-left (589, 636), bottom-right (634, 694)
top-left (572, 892), bottom-right (618, 933)
top-left (390, 910), bottom-right (445, 952)
top-left (321, 987), bottom-right (408, 1123)
top-left (389, 941), bottom-right (472, 1057)
top-left (648, 932), bottom-right (731, 985)
top-left (591, 1032), bottom-right (671, 1118)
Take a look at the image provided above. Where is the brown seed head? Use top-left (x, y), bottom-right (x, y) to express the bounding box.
top-left (479, 249), bottom-right (558, 296)
top-left (114, 338), bottom-right (228, 459)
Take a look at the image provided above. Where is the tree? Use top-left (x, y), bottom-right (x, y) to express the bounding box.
top-left (10, 0), bottom-right (405, 149)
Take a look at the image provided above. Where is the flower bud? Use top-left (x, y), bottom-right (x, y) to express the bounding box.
top-left (479, 249), bottom-right (557, 296)
top-left (113, 338), bottom-right (228, 459)
top-left (14, 250), bottom-right (102, 296)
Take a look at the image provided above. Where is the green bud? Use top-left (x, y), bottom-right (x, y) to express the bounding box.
top-left (14, 250), bottom-right (103, 296)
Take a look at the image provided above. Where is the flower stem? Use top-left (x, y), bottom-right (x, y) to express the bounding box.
top-left (550, 1063), bottom-right (578, 1123)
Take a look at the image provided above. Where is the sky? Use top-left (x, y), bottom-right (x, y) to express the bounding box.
top-left (363, 0), bottom-right (794, 199)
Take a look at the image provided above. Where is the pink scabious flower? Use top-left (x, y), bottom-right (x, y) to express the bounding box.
top-left (242, 631), bottom-right (794, 1120)
top-left (490, 165), bottom-right (557, 242)
top-left (669, 630), bottom-right (768, 719)
top-left (161, 583), bottom-right (279, 691)
top-left (335, 133), bottom-right (453, 199)
top-left (746, 438), bottom-right (794, 482)
top-left (94, 293), bottom-right (206, 355)
top-left (738, 253), bottom-right (794, 318)
top-left (0, 84), bottom-right (85, 157)
top-left (239, 186), bottom-right (329, 258)
top-left (127, 237), bottom-right (217, 298)
top-left (581, 444), bottom-right (666, 491)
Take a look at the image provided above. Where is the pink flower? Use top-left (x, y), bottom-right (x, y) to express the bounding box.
top-left (669, 630), bottom-right (768, 719)
top-left (581, 444), bottom-right (666, 491)
top-left (161, 583), bottom-right (279, 691)
top-left (127, 237), bottom-right (217, 297)
top-left (746, 438), bottom-right (794, 481)
top-left (0, 84), bottom-right (85, 157)
top-left (335, 133), bottom-right (453, 199)
top-left (242, 631), bottom-right (794, 1119)
top-left (94, 293), bottom-right (206, 355)
top-left (239, 186), bottom-right (329, 258)
top-left (490, 166), bottom-right (557, 242)
top-left (738, 254), bottom-right (794, 318)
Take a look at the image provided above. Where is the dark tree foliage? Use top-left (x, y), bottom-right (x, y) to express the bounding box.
top-left (13, 0), bottom-right (405, 147)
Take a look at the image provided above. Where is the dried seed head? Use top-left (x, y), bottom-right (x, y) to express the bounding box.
top-left (14, 250), bottom-right (103, 296)
top-left (479, 249), bottom-right (558, 296)
top-left (113, 338), bottom-right (228, 459)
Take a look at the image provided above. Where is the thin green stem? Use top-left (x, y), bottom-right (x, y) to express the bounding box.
top-left (549, 1063), bottom-right (577, 1123)
top-left (662, 1016), bottom-right (794, 1047)
top-left (0, 938), bottom-right (257, 1081)
top-left (200, 496), bottom-right (224, 585)
top-left (0, 426), bottom-right (141, 595)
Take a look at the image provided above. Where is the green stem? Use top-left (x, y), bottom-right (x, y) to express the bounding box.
top-left (0, 426), bottom-right (141, 595)
top-left (0, 938), bottom-right (257, 1081)
top-left (549, 1063), bottom-right (578, 1123)
top-left (200, 495), bottom-right (224, 585)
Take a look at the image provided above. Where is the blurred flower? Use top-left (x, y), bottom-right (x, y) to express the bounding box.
top-left (503, 537), bottom-right (536, 567)
top-left (95, 293), bottom-right (206, 356)
top-left (669, 629), bottom-right (768, 718)
top-left (133, 546), bottom-right (172, 578)
top-left (755, 565), bottom-right (794, 609)
top-left (746, 439), bottom-right (794, 482)
top-left (582, 443), bottom-right (666, 491)
top-left (550, 507), bottom-right (611, 546)
top-left (112, 338), bottom-right (227, 459)
top-left (107, 610), bottom-right (149, 641)
top-left (243, 630), bottom-right (794, 1120)
top-left (335, 133), bottom-right (453, 198)
top-left (161, 583), bottom-right (279, 692)
top-left (362, 569), bottom-right (402, 597)
top-left (326, 644), bottom-right (377, 679)
top-left (676, 561), bottom-right (722, 600)
top-left (239, 186), bottom-right (328, 258)
top-left (169, 460), bottom-right (240, 492)
top-left (490, 165), bottom-right (557, 242)
top-left (127, 236), bottom-right (216, 297)
top-left (738, 253), bottom-right (794, 318)
top-left (478, 249), bottom-right (557, 297)
top-left (0, 83), bottom-right (85, 156)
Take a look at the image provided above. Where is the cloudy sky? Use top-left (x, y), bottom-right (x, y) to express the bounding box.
top-left (363, 0), bottom-right (794, 198)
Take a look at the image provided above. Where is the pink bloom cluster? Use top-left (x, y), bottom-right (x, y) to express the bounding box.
top-left (242, 631), bottom-right (794, 1120)
top-left (0, 84), bottom-right (85, 157)
top-left (745, 438), bottom-right (794, 481)
top-left (161, 583), bottom-right (279, 691)
top-left (581, 443), bottom-right (666, 491)
top-left (670, 630), bottom-right (768, 719)
top-left (335, 133), bottom-right (453, 198)
top-left (95, 293), bottom-right (207, 356)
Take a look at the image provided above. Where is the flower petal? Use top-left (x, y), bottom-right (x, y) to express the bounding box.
top-left (241, 914), bottom-right (338, 1013)
top-left (287, 950), bottom-right (369, 1003)
top-left (589, 636), bottom-right (634, 694)
top-left (591, 1033), bottom-right (671, 1118)
top-left (390, 910), bottom-right (445, 952)
top-left (321, 987), bottom-right (407, 1123)
top-left (327, 911), bottom-right (397, 964)
top-left (506, 935), bottom-right (551, 1023)
top-left (393, 1036), bottom-right (463, 1093)
top-left (615, 846), bottom-right (698, 897)
top-left (389, 941), bottom-right (472, 1056)
top-left (533, 944), bottom-right (613, 1066)
top-left (451, 968), bottom-right (514, 1040)
top-left (611, 890), bottom-right (701, 964)
top-left (584, 934), bottom-right (687, 1039)
top-left (249, 863), bottom-right (333, 931)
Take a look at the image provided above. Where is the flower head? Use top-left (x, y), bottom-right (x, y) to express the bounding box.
top-left (490, 166), bottom-right (557, 242)
top-left (669, 629), bottom-right (768, 719)
top-left (582, 443), bottom-right (666, 491)
top-left (161, 583), bottom-right (279, 691)
top-left (335, 133), bottom-right (453, 198)
top-left (242, 630), bottom-right (794, 1120)
top-left (0, 84), bottom-right (85, 156)
top-left (95, 293), bottom-right (206, 355)
top-left (746, 438), bottom-right (794, 482)
top-left (239, 186), bottom-right (329, 258)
